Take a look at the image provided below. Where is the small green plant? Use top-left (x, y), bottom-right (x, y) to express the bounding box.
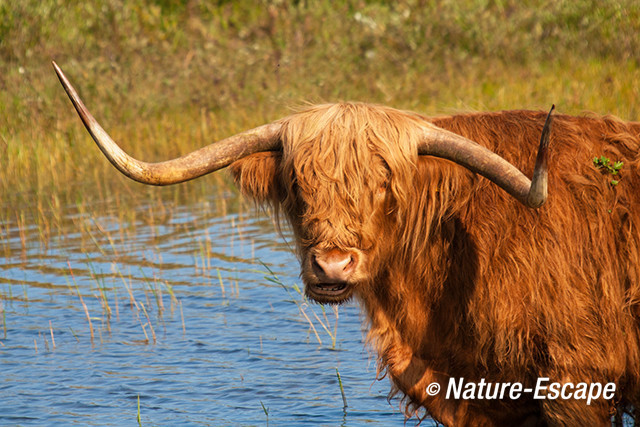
top-left (260, 401), bottom-right (269, 426)
top-left (593, 156), bottom-right (623, 186)
top-left (260, 262), bottom-right (339, 349)
top-left (336, 367), bottom-right (348, 409)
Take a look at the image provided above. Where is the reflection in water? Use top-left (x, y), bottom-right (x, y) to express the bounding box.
top-left (0, 189), bottom-right (417, 426)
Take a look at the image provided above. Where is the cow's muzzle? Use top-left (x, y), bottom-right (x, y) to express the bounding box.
top-left (305, 248), bottom-right (358, 303)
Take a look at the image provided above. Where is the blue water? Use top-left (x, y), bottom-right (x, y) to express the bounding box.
top-left (0, 189), bottom-right (423, 426)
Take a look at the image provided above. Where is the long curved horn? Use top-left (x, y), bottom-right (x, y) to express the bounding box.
top-left (418, 106), bottom-right (554, 208)
top-left (53, 61), bottom-right (282, 186)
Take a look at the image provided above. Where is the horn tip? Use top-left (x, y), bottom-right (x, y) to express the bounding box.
top-left (52, 61), bottom-right (66, 82)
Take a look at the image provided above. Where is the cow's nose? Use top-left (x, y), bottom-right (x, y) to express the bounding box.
top-left (312, 249), bottom-right (356, 282)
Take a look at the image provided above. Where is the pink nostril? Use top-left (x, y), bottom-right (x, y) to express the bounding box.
top-left (313, 250), bottom-right (356, 282)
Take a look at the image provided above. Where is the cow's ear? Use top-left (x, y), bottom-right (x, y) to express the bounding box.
top-left (229, 152), bottom-right (282, 204)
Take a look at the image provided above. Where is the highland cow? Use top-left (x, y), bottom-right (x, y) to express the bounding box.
top-left (54, 61), bottom-right (640, 426)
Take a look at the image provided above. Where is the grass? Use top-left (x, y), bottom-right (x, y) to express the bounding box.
top-left (1, 0), bottom-right (639, 347)
top-left (261, 262), bottom-right (340, 348)
top-left (1, 167), bottom-right (255, 348)
top-left (260, 400), bottom-right (269, 426)
top-left (2, 1), bottom-right (640, 217)
top-left (336, 367), bottom-right (348, 409)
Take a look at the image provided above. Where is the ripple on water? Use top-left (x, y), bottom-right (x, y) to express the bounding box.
top-left (0, 194), bottom-right (426, 426)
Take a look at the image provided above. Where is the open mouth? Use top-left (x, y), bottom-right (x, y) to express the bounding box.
top-left (307, 282), bottom-right (351, 303)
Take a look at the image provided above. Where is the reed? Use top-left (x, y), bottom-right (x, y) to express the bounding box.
top-left (1, 0), bottom-right (639, 354)
top-left (336, 367), bottom-right (348, 409)
top-left (260, 400), bottom-right (269, 426)
top-left (49, 320), bottom-right (56, 350)
top-left (139, 302), bottom-right (157, 344)
top-left (2, 1), bottom-right (639, 223)
top-left (67, 261), bottom-right (95, 343)
top-left (261, 262), bottom-right (340, 349)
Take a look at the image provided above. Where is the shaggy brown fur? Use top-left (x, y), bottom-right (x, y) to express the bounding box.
top-left (230, 103), bottom-right (640, 425)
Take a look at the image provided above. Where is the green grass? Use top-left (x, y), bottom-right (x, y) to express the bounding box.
top-left (1, 0), bottom-right (639, 232)
top-left (261, 262), bottom-right (340, 348)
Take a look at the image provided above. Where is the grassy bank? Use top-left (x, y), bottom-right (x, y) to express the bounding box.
top-left (1, 0), bottom-right (639, 214)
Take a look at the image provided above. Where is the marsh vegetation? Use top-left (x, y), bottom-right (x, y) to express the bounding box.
top-left (1, 1), bottom-right (639, 424)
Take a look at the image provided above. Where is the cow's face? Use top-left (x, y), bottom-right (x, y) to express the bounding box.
top-left (281, 150), bottom-right (398, 304)
top-left (230, 103), bottom-right (420, 304)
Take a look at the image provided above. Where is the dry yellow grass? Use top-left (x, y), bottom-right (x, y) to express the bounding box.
top-left (1, 0), bottom-right (639, 226)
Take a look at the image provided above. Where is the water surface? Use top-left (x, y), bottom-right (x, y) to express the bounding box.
top-left (0, 187), bottom-right (424, 426)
